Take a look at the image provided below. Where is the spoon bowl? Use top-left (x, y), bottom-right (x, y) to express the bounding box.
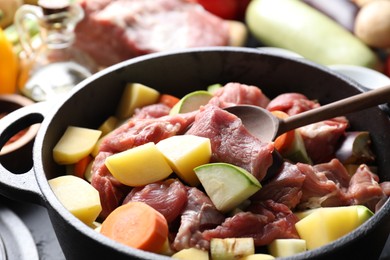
top-left (226, 84), bottom-right (390, 142)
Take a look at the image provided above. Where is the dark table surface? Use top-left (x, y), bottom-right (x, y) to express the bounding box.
top-left (0, 196), bottom-right (65, 260)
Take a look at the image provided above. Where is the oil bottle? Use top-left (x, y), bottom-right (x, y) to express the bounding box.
top-left (15, 0), bottom-right (97, 101)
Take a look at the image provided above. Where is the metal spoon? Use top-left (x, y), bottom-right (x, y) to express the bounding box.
top-left (225, 85), bottom-right (390, 142)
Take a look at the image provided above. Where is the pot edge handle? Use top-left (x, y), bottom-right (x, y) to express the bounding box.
top-left (0, 101), bottom-right (53, 206)
top-left (0, 167), bottom-right (44, 205)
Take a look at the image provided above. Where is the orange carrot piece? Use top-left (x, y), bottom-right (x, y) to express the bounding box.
top-left (158, 94), bottom-right (180, 108)
top-left (271, 110), bottom-right (295, 153)
top-left (74, 155), bottom-right (93, 179)
top-left (100, 202), bottom-right (168, 253)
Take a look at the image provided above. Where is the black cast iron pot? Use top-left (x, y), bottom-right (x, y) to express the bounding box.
top-left (0, 47), bottom-right (389, 260)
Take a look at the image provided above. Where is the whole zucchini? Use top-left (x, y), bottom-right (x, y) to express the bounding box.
top-left (246, 0), bottom-right (380, 69)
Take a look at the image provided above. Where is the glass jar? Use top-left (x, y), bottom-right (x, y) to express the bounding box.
top-left (15, 0), bottom-right (97, 101)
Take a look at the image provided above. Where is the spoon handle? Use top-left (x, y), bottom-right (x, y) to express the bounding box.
top-left (278, 85), bottom-right (390, 135)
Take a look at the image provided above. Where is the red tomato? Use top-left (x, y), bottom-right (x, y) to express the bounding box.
top-left (189, 0), bottom-right (250, 20)
top-left (194, 0), bottom-right (239, 20)
top-left (385, 55), bottom-right (390, 78)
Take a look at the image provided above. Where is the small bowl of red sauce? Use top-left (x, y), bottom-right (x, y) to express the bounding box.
top-left (0, 94), bottom-right (40, 173)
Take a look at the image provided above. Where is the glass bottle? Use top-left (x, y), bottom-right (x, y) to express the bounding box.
top-left (15, 0), bottom-right (97, 101)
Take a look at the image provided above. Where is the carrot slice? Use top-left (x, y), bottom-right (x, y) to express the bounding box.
top-left (158, 94), bottom-right (180, 108)
top-left (74, 155), bottom-right (93, 179)
top-left (271, 110), bottom-right (295, 153)
top-left (100, 202), bottom-right (168, 253)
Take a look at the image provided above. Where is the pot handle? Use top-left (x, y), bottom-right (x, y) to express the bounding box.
top-left (0, 101), bottom-right (53, 206)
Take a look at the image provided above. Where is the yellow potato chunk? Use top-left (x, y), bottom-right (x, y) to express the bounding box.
top-left (156, 135), bottom-right (211, 186)
top-left (172, 248), bottom-right (209, 260)
top-left (84, 160), bottom-right (94, 183)
top-left (116, 83), bottom-right (160, 119)
top-left (53, 126), bottom-right (102, 165)
top-left (98, 116), bottom-right (118, 136)
top-left (268, 239), bottom-right (306, 257)
top-left (240, 254), bottom-right (275, 260)
top-left (159, 238), bottom-right (175, 256)
top-left (91, 137), bottom-right (104, 157)
top-left (105, 142), bottom-right (172, 186)
top-left (295, 206), bottom-right (360, 250)
top-left (49, 175), bottom-right (102, 225)
top-left (89, 221), bottom-right (101, 230)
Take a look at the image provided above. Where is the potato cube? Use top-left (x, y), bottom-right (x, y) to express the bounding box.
top-left (98, 116), bottom-right (118, 136)
top-left (268, 239), bottom-right (306, 257)
top-left (240, 254), bottom-right (275, 260)
top-left (105, 142), bottom-right (172, 186)
top-left (172, 248), bottom-right (209, 260)
top-left (116, 83), bottom-right (160, 119)
top-left (49, 175), bottom-right (102, 225)
top-left (295, 206), bottom-right (359, 250)
top-left (156, 135), bottom-right (211, 186)
top-left (53, 126), bottom-right (102, 164)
